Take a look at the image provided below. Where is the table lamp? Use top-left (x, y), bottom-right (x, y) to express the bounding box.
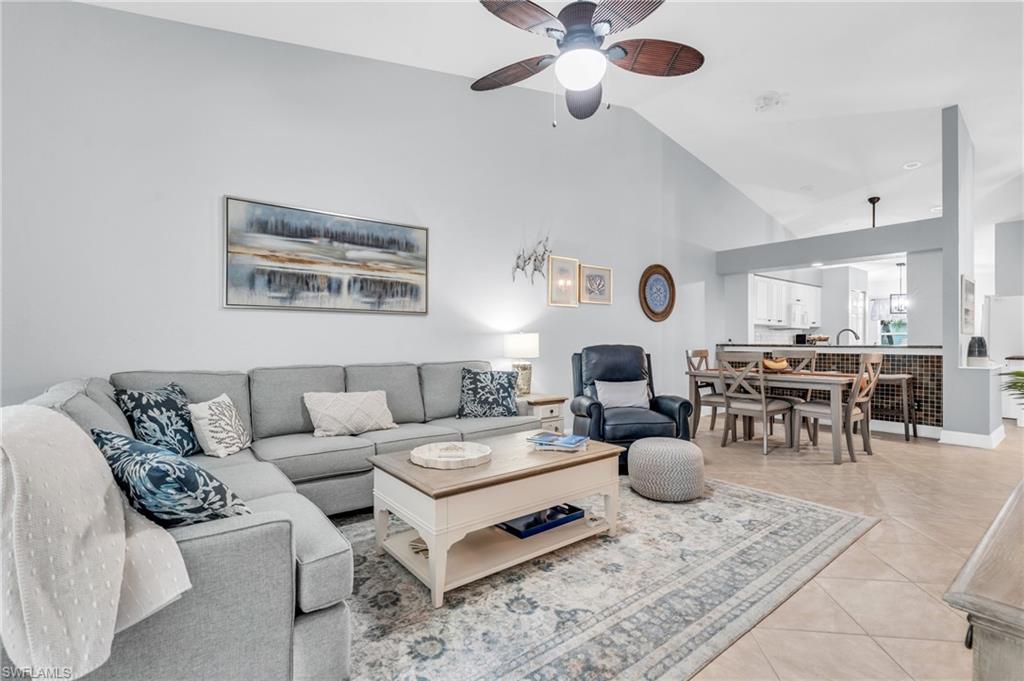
top-left (503, 332), bottom-right (540, 396)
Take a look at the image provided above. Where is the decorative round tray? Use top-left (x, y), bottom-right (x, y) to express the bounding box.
top-left (410, 442), bottom-right (492, 469)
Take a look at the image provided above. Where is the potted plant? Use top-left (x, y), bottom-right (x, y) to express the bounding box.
top-left (1004, 371), bottom-right (1024, 403)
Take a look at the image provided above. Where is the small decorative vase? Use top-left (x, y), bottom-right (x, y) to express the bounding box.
top-left (967, 336), bottom-right (989, 367)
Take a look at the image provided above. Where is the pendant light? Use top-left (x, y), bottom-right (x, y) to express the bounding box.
top-left (890, 262), bottom-right (908, 314)
top-left (868, 196), bottom-right (880, 228)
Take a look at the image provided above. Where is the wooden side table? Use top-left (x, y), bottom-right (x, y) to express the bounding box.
top-left (522, 394), bottom-right (569, 433)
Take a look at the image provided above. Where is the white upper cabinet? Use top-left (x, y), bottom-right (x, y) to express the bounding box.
top-left (754, 276), bottom-right (772, 325)
top-left (751, 275), bottom-right (822, 329)
top-left (806, 286), bottom-right (822, 328)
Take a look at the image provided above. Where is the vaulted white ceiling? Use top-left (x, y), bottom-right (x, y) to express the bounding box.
top-left (96, 1), bottom-right (1023, 240)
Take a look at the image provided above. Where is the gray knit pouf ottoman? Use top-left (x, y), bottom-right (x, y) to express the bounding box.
top-left (628, 438), bottom-right (705, 502)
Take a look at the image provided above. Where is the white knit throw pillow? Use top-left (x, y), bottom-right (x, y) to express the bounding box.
top-left (187, 393), bottom-right (251, 457)
top-left (303, 391), bottom-right (398, 437)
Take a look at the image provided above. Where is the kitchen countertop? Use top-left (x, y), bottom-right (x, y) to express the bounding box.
top-left (718, 343), bottom-right (942, 349)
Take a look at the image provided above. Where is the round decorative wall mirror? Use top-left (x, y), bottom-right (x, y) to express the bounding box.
top-left (639, 264), bottom-right (675, 322)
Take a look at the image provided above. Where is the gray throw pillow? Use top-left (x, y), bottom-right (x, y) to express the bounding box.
top-left (594, 380), bottom-right (650, 408)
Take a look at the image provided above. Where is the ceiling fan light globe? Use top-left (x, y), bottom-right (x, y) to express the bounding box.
top-left (554, 49), bottom-right (607, 91)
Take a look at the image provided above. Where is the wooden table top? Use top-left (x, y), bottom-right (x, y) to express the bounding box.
top-left (370, 430), bottom-right (624, 500)
top-left (687, 369), bottom-right (856, 385)
top-left (523, 394), bottom-right (569, 406)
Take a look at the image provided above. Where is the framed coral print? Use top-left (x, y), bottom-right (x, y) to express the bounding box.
top-left (579, 264), bottom-right (613, 305)
top-left (547, 255), bottom-right (579, 307)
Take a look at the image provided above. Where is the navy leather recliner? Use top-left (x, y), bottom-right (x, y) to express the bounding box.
top-left (570, 344), bottom-right (693, 472)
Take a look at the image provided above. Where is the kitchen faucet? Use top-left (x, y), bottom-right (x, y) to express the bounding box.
top-left (836, 328), bottom-right (861, 345)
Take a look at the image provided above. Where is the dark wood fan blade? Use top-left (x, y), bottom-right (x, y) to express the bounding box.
top-left (480, 0), bottom-right (564, 37)
top-left (592, 0), bottom-right (664, 35)
top-left (471, 55), bottom-right (556, 91)
top-left (566, 83), bottom-right (602, 119)
top-left (607, 39), bottom-right (704, 76)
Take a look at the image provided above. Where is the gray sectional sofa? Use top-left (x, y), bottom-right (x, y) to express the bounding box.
top-left (7, 360), bottom-right (541, 681)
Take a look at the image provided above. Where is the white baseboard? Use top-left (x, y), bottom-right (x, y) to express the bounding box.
top-left (866, 420), bottom-right (942, 440)
top-left (938, 426), bottom-right (1007, 449)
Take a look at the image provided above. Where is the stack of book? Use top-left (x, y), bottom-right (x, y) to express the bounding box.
top-left (527, 432), bottom-right (589, 452)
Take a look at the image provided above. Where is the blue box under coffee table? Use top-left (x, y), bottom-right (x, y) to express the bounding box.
top-left (496, 504), bottom-right (585, 539)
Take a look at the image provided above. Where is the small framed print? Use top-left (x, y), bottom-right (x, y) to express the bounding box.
top-left (547, 255), bottom-right (579, 307)
top-left (961, 275), bottom-right (975, 334)
top-left (579, 264), bottom-right (613, 305)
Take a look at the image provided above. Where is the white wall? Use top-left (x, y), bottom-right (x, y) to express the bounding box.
top-left (994, 220), bottom-right (1024, 296)
top-left (0, 3), bottom-right (784, 404)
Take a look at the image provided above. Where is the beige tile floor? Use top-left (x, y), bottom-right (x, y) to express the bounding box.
top-left (690, 418), bottom-right (1023, 681)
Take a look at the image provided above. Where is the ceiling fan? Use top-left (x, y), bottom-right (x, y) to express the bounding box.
top-left (471, 0), bottom-right (704, 120)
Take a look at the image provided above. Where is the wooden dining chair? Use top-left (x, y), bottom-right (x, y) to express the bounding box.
top-left (717, 351), bottom-right (794, 455)
top-left (768, 349), bottom-right (818, 439)
top-left (686, 348), bottom-right (726, 431)
top-left (794, 353), bottom-right (883, 462)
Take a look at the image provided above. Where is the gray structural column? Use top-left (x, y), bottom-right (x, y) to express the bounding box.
top-left (939, 106), bottom-right (1004, 447)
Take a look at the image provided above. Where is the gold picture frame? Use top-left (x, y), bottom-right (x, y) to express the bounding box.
top-left (579, 264), bottom-right (613, 305)
top-left (547, 255), bottom-right (579, 307)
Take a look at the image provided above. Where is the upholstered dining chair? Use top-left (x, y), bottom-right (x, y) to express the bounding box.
top-left (686, 349), bottom-right (726, 431)
top-left (794, 352), bottom-right (883, 462)
top-left (717, 351), bottom-right (794, 456)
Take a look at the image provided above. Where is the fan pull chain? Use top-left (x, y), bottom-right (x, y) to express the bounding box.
top-left (552, 68), bottom-right (558, 128)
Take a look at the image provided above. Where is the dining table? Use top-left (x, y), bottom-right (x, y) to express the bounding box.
top-left (686, 369), bottom-right (858, 465)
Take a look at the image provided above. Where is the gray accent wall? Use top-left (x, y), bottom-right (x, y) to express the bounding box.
top-left (906, 249), bottom-right (943, 345)
top-left (0, 3), bottom-right (784, 404)
top-left (940, 106), bottom-right (1001, 439)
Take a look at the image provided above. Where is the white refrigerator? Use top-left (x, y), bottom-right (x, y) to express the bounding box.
top-left (983, 295), bottom-right (1024, 421)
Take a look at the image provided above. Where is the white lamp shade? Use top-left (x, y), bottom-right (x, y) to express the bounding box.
top-left (503, 332), bottom-right (540, 359)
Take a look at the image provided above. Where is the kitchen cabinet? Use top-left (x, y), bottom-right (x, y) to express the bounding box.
top-left (806, 286), bottom-right (822, 328)
top-left (754, 277), bottom-right (772, 325)
top-left (771, 280), bottom-right (790, 326)
top-left (751, 275), bottom-right (822, 329)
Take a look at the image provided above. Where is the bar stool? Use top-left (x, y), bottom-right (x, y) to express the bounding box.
top-left (874, 373), bottom-right (919, 441)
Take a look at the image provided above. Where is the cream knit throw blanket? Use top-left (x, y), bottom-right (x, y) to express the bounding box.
top-left (1, 406), bottom-right (190, 679)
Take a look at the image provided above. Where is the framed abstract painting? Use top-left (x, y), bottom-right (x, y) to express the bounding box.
top-left (579, 264), bottom-right (613, 305)
top-left (224, 197), bottom-right (427, 314)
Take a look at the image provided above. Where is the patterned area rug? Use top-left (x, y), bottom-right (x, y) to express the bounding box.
top-left (335, 480), bottom-right (876, 681)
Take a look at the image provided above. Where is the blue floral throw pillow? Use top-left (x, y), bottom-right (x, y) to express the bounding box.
top-left (115, 383), bottom-right (201, 457)
top-left (91, 429), bottom-right (252, 528)
top-left (457, 369), bottom-right (519, 418)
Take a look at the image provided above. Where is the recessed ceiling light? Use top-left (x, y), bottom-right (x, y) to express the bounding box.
top-left (930, 205), bottom-right (943, 213)
top-left (902, 161), bottom-right (923, 170)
